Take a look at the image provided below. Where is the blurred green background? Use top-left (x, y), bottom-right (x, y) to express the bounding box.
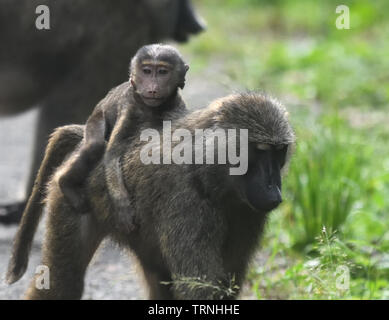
top-left (179, 0), bottom-right (389, 299)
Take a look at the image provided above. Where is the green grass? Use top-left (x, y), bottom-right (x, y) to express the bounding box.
top-left (183, 0), bottom-right (389, 109)
top-left (284, 115), bottom-right (373, 247)
top-left (180, 0), bottom-right (389, 299)
top-left (250, 228), bottom-right (389, 299)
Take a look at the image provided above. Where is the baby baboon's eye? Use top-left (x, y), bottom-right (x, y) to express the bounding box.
top-left (142, 68), bottom-right (152, 74)
top-left (158, 68), bottom-right (169, 75)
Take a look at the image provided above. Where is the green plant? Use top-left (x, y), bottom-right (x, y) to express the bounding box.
top-left (285, 115), bottom-right (372, 246)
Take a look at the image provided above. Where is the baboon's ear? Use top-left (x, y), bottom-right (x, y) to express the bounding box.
top-left (179, 64), bottom-right (189, 89)
top-left (130, 76), bottom-right (136, 89)
top-left (179, 80), bottom-right (186, 89)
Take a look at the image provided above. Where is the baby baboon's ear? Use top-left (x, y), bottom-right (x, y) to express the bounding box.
top-left (130, 76), bottom-right (136, 89)
top-left (178, 64), bottom-right (190, 89)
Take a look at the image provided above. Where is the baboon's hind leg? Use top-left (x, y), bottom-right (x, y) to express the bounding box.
top-left (139, 262), bottom-right (174, 300)
top-left (25, 197), bottom-right (105, 300)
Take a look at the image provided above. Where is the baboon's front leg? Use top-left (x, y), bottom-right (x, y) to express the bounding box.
top-left (25, 197), bottom-right (105, 300)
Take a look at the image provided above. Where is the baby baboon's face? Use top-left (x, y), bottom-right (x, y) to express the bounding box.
top-left (133, 60), bottom-right (176, 107)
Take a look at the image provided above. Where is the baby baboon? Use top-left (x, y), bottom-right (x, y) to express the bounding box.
top-left (58, 43), bottom-right (189, 213)
top-left (7, 93), bottom-right (295, 300)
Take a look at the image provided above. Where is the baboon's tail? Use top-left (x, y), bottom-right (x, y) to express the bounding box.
top-left (6, 125), bottom-right (84, 284)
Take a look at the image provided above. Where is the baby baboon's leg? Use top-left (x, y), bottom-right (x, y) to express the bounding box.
top-left (24, 193), bottom-right (105, 299)
top-left (58, 108), bottom-right (106, 213)
top-left (58, 140), bottom-right (105, 213)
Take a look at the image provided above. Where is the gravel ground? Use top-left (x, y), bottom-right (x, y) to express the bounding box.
top-left (0, 70), bottom-right (243, 300)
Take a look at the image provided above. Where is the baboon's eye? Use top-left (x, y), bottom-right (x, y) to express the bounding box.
top-left (142, 68), bottom-right (152, 74)
top-left (256, 143), bottom-right (271, 151)
top-left (158, 68), bottom-right (169, 75)
top-left (275, 144), bottom-right (287, 151)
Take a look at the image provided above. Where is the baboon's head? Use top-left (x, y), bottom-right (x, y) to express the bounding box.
top-left (213, 93), bottom-right (295, 213)
top-left (129, 44), bottom-right (189, 107)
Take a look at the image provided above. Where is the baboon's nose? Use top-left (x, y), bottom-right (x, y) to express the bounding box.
top-left (265, 186), bottom-right (282, 211)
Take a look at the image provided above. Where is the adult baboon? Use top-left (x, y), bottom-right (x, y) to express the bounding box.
top-left (7, 93), bottom-right (295, 300)
top-left (0, 0), bottom-right (204, 223)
